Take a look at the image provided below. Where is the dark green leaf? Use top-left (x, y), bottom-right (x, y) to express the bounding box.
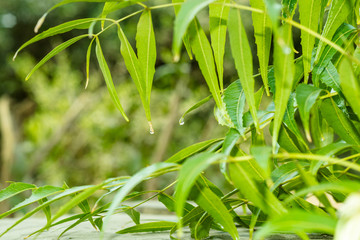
top-left (117, 221), bottom-right (176, 234)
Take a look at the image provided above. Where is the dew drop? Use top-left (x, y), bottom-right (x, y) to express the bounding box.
top-left (282, 46), bottom-right (291, 54)
top-left (179, 117), bottom-right (185, 126)
top-left (148, 121), bottom-right (155, 135)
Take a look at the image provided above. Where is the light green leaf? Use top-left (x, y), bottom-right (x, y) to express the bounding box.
top-left (221, 128), bottom-right (240, 181)
top-left (85, 38), bottom-right (95, 89)
top-left (95, 38), bottom-right (129, 122)
top-left (100, 1), bottom-right (138, 29)
top-left (136, 9), bottom-right (156, 107)
top-left (175, 153), bottom-right (225, 228)
top-left (103, 163), bottom-right (177, 232)
top-left (229, 160), bottom-right (287, 216)
top-left (255, 210), bottom-right (337, 239)
top-left (165, 138), bottom-right (223, 163)
top-left (223, 80), bottom-right (245, 135)
top-left (296, 84), bottom-right (324, 142)
top-left (250, 0), bottom-right (272, 96)
top-left (319, 62), bottom-right (341, 94)
top-left (340, 58), bottom-right (360, 120)
top-left (117, 221), bottom-right (176, 234)
top-left (228, 8), bottom-right (259, 132)
top-left (172, 0), bottom-right (216, 58)
top-left (188, 20), bottom-right (223, 110)
top-left (314, 0), bottom-right (356, 64)
top-left (320, 98), bottom-right (360, 148)
top-left (195, 186), bottom-right (240, 240)
top-left (0, 182), bottom-right (36, 202)
top-left (272, 24), bottom-right (295, 152)
top-left (299, 0), bottom-right (321, 83)
top-left (25, 34), bottom-right (87, 80)
top-left (209, 0), bottom-right (230, 93)
top-left (14, 18), bottom-right (96, 59)
top-left (282, 0), bottom-right (298, 18)
top-left (251, 146), bottom-right (272, 177)
top-left (179, 95), bottom-right (212, 125)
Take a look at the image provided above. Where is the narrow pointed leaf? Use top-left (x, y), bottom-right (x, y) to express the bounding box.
top-left (179, 95), bottom-right (212, 124)
top-left (0, 182), bottom-right (36, 202)
top-left (299, 0), bottom-right (321, 83)
top-left (136, 9), bottom-right (156, 106)
top-left (209, 0), bottom-right (230, 92)
top-left (272, 24), bottom-right (295, 151)
top-left (319, 62), bottom-right (341, 94)
top-left (296, 84), bottom-right (324, 142)
top-left (173, 0), bottom-right (216, 57)
top-left (175, 153), bottom-right (225, 226)
top-left (250, 0), bottom-right (272, 95)
top-left (282, 0), bottom-right (298, 18)
top-left (85, 38), bottom-right (95, 89)
top-left (339, 58), bottom-right (360, 120)
top-left (95, 38), bottom-right (129, 121)
top-left (188, 20), bottom-right (223, 109)
top-left (117, 221), bottom-right (175, 234)
top-left (314, 0), bottom-right (355, 63)
top-left (26, 34), bottom-right (87, 80)
top-left (124, 206), bottom-right (140, 225)
top-left (194, 213), bottom-right (212, 240)
top-left (228, 8), bottom-right (259, 131)
top-left (165, 138), bottom-right (223, 163)
top-left (195, 186), bottom-right (240, 240)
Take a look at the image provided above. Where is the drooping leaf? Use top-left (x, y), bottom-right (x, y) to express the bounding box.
top-left (194, 213), bottom-right (213, 240)
top-left (298, 0), bottom-right (321, 83)
top-left (0, 182), bottom-right (36, 203)
top-left (117, 221), bottom-right (176, 234)
top-left (175, 153), bottom-right (225, 228)
top-left (124, 206), bottom-right (140, 225)
top-left (165, 138), bottom-right (223, 163)
top-left (136, 9), bottom-right (156, 106)
top-left (255, 210), bottom-right (337, 239)
top-left (296, 84), bottom-right (324, 142)
top-left (249, 0), bottom-right (272, 96)
top-left (272, 123), bottom-right (308, 153)
top-left (314, 0), bottom-right (356, 64)
top-left (172, 0), bottom-right (216, 58)
top-left (85, 38), bottom-right (95, 89)
top-left (188, 19), bottom-right (223, 110)
top-left (100, 1), bottom-right (138, 29)
top-left (14, 19), bottom-right (97, 59)
top-left (228, 8), bottom-right (259, 132)
top-left (95, 38), bottom-right (129, 122)
top-left (179, 95), bottom-right (212, 124)
top-left (25, 34), bottom-right (88, 80)
top-left (209, 0), bottom-right (230, 92)
top-left (339, 58), bottom-right (360, 120)
top-left (194, 186), bottom-right (240, 240)
top-left (272, 24), bottom-right (295, 152)
top-left (220, 128), bottom-right (240, 181)
top-left (320, 98), bottom-right (360, 148)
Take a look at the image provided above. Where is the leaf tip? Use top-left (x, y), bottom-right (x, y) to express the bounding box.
top-left (34, 13), bottom-right (48, 33)
top-left (85, 77), bottom-right (89, 89)
top-left (173, 54), bottom-right (180, 63)
top-left (148, 121), bottom-right (154, 134)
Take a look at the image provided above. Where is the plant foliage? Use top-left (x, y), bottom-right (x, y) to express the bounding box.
top-left (3, 0), bottom-right (360, 239)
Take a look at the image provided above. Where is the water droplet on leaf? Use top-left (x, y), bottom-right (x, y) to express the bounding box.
top-left (179, 117), bottom-right (185, 125)
top-left (148, 121), bottom-right (155, 135)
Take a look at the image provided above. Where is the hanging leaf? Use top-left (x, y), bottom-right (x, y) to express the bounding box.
top-left (209, 0), bottom-right (230, 93)
top-left (298, 0), bottom-right (321, 83)
top-left (272, 24), bottom-right (295, 151)
top-left (179, 95), bottom-right (212, 124)
top-left (95, 38), bottom-right (129, 121)
top-left (228, 8), bottom-right (259, 132)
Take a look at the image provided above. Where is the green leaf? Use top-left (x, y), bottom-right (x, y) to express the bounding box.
top-left (195, 186), bottom-right (240, 240)
top-left (250, 0), bottom-right (272, 96)
top-left (100, 1), bottom-right (138, 28)
top-left (117, 221), bottom-right (176, 234)
top-left (95, 38), bottom-right (129, 122)
top-left (220, 129), bottom-right (240, 182)
top-left (340, 58), bottom-right (360, 120)
top-left (158, 193), bottom-right (194, 213)
top-left (117, 26), bottom-right (150, 122)
top-left (136, 9), bottom-right (156, 108)
top-left (319, 62), bottom-right (341, 94)
top-left (298, 0), bottom-right (321, 83)
top-left (0, 182), bottom-right (36, 202)
top-left (278, 124), bottom-right (309, 153)
top-left (103, 163), bottom-right (177, 232)
top-left (314, 0), bottom-right (356, 64)
top-left (320, 98), bottom-right (360, 148)
top-left (175, 153), bottom-right (224, 227)
top-left (229, 160), bottom-right (287, 216)
top-left (296, 84), bottom-right (324, 142)
top-left (25, 34), bottom-right (87, 80)
top-left (194, 213), bottom-right (212, 240)
top-left (228, 8), bottom-right (259, 132)
top-left (255, 210), bottom-right (337, 239)
top-left (165, 138), bottom-right (223, 163)
top-left (271, 162), bottom-right (299, 191)
top-left (272, 24), bottom-right (295, 152)
top-left (124, 206), bottom-right (140, 225)
top-left (209, 0), bottom-right (230, 93)
top-left (14, 18), bottom-right (96, 59)
top-left (172, 0), bottom-right (216, 58)
top-left (179, 95), bottom-right (212, 125)
top-left (85, 38), bottom-right (95, 89)
top-left (281, 0), bottom-right (298, 18)
top-left (223, 80), bottom-right (245, 135)
top-left (188, 19), bottom-right (223, 110)
top-left (251, 146), bottom-right (272, 177)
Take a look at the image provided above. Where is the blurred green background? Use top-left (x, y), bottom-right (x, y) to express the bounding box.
top-left (0, 0), bottom-right (241, 198)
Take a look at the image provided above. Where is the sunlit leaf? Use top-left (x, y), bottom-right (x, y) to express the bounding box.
top-left (117, 221), bottom-right (176, 234)
top-left (0, 182), bottom-right (36, 203)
